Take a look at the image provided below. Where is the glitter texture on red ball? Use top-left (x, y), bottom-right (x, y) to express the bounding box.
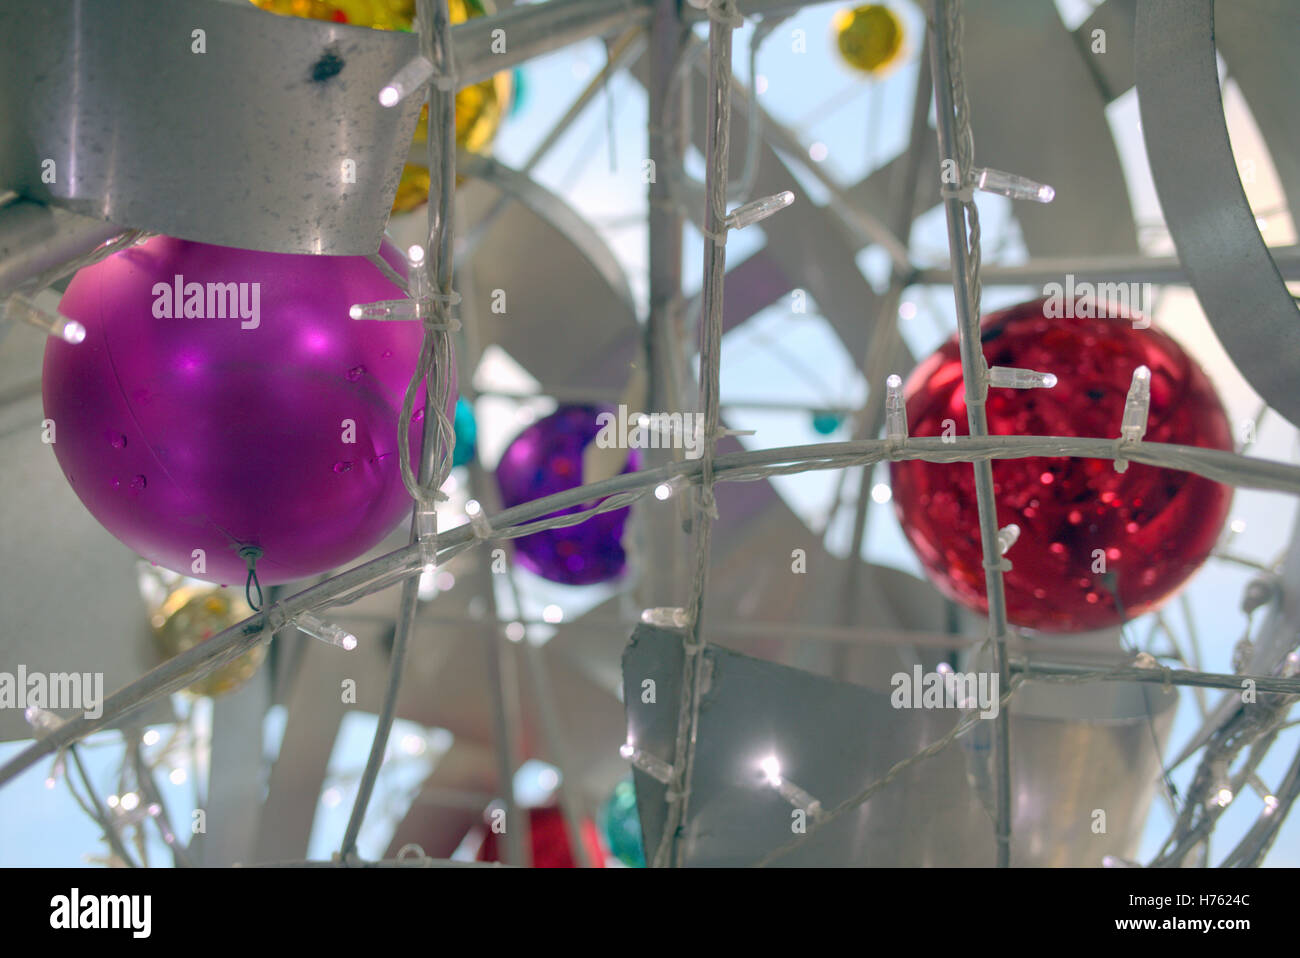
top-left (889, 298), bottom-right (1233, 633)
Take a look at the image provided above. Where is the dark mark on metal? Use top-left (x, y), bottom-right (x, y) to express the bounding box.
top-left (311, 45), bottom-right (345, 83)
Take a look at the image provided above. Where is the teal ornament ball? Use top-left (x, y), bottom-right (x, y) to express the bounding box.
top-left (509, 68), bottom-right (527, 117)
top-left (812, 411), bottom-right (842, 435)
top-left (452, 397), bottom-right (477, 467)
top-left (600, 777), bottom-right (645, 868)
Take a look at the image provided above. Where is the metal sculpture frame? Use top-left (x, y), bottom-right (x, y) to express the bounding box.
top-left (1, 0), bottom-right (1298, 869)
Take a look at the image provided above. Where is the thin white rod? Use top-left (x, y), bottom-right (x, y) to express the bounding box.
top-left (474, 384), bottom-right (875, 416)
top-left (339, 0), bottom-right (457, 862)
top-left (459, 26), bottom-right (646, 262)
top-left (928, 0), bottom-right (1012, 867)
top-left (745, 96), bottom-right (912, 272)
top-left (1011, 660), bottom-right (1300, 696)
top-left (520, 640), bottom-right (593, 868)
top-left (914, 246), bottom-right (1300, 286)
top-left (642, 0), bottom-right (692, 610)
top-left (494, 541), bottom-right (589, 867)
top-left (835, 38), bottom-right (933, 677)
top-left (453, 0), bottom-right (650, 88)
top-left (451, 240), bottom-right (529, 867)
top-left (657, 0), bottom-right (739, 870)
top-left (682, 0), bottom-right (828, 21)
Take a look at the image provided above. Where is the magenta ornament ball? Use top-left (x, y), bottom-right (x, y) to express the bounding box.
top-left (43, 235), bottom-right (455, 586)
top-left (496, 405), bottom-right (637, 586)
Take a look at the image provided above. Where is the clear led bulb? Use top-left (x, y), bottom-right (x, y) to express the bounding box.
top-left (380, 55), bottom-right (435, 107)
top-left (973, 167), bottom-right (1055, 204)
top-left (1121, 366), bottom-right (1152, 443)
top-left (293, 611), bottom-right (358, 651)
top-left (988, 366), bottom-right (1057, 389)
top-left (885, 374), bottom-right (908, 444)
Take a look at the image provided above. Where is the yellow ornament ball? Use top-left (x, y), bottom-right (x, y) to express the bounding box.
top-left (249, 0), bottom-right (512, 214)
top-left (249, 0), bottom-right (351, 22)
top-left (393, 164), bottom-right (433, 216)
top-left (833, 4), bottom-right (906, 76)
top-left (151, 586), bottom-right (267, 699)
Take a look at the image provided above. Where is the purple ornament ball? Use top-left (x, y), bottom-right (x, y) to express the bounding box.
top-left (43, 235), bottom-right (456, 586)
top-left (496, 405), bottom-right (637, 586)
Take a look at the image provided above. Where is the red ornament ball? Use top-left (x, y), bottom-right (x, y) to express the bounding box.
top-left (889, 298), bottom-right (1233, 633)
top-left (475, 805), bottom-right (606, 868)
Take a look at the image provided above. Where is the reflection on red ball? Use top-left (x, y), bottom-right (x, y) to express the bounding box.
top-left (889, 298), bottom-right (1233, 633)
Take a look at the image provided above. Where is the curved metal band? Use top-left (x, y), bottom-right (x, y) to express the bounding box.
top-left (1136, 0), bottom-right (1300, 428)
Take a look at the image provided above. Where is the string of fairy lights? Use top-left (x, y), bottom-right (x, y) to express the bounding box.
top-left (12, 442), bottom-right (1300, 864)
top-left (4, 0), bottom-right (1300, 867)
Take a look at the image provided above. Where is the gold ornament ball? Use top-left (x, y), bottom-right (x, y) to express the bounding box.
top-left (248, 0), bottom-right (412, 29)
top-left (393, 164), bottom-right (433, 216)
top-left (322, 0), bottom-right (415, 29)
top-left (151, 587), bottom-right (267, 699)
top-left (249, 0), bottom-right (351, 22)
top-left (249, 0), bottom-right (512, 215)
top-left (833, 4), bottom-right (906, 76)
